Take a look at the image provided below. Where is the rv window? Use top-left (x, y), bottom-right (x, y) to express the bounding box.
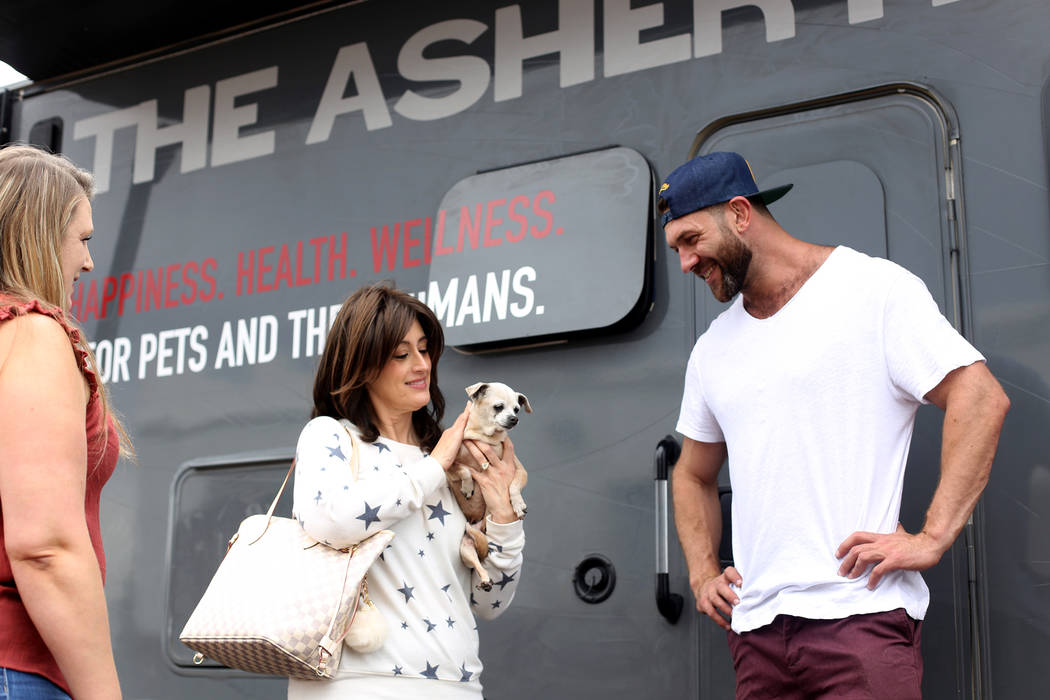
top-left (424, 146), bottom-right (653, 349)
top-left (164, 455), bottom-right (293, 672)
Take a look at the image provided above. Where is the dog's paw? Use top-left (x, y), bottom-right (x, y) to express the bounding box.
top-left (476, 579), bottom-right (493, 592)
top-left (458, 473), bottom-right (475, 499)
top-left (512, 496), bottom-right (527, 520)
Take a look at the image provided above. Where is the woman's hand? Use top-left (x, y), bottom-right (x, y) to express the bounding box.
top-left (429, 402), bottom-right (471, 472)
top-left (463, 438), bottom-right (519, 524)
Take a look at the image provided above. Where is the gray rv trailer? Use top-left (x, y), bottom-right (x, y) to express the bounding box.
top-left (2, 0), bottom-right (1048, 698)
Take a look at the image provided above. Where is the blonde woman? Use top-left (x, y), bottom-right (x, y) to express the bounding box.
top-left (0, 144), bottom-right (132, 700)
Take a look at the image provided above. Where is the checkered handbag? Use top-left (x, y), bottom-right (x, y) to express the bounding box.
top-left (179, 428), bottom-right (392, 679)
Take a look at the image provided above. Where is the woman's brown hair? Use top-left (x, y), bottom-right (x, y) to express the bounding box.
top-left (312, 283), bottom-right (446, 452)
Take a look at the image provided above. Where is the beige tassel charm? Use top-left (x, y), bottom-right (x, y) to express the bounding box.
top-left (345, 581), bottom-right (387, 653)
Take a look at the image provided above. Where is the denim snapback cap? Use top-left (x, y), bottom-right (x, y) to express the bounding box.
top-left (658, 152), bottom-right (793, 226)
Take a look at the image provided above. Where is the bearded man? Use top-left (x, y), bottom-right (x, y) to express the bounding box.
top-left (661, 151), bottom-right (1010, 699)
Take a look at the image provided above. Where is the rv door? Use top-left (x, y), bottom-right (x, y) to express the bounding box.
top-left (688, 84), bottom-right (983, 700)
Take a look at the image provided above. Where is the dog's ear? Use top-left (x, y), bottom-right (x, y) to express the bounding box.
top-left (517, 393), bottom-right (533, 413)
top-left (466, 383), bottom-right (488, 401)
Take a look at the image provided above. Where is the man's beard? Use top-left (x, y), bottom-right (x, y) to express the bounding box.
top-left (704, 223), bottom-right (751, 302)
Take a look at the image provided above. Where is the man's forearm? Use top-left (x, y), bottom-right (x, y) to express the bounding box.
top-left (672, 468), bottom-right (724, 584)
top-left (922, 373), bottom-right (1010, 553)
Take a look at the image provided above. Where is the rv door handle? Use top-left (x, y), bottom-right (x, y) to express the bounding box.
top-left (654, 435), bottom-right (684, 624)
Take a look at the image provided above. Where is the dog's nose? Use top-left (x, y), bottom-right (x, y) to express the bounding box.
top-left (507, 415), bottom-right (518, 427)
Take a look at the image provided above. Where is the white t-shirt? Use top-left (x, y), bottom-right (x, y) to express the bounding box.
top-left (287, 417), bottom-right (524, 699)
top-left (676, 246), bottom-right (984, 633)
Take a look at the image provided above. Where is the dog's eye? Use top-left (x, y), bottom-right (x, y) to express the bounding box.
top-left (494, 403), bottom-right (504, 412)
top-left (513, 406), bottom-right (519, 413)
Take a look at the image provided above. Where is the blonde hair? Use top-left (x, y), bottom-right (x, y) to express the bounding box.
top-left (0, 143), bottom-right (134, 460)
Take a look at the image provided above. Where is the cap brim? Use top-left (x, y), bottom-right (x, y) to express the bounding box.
top-left (755, 183), bottom-right (793, 206)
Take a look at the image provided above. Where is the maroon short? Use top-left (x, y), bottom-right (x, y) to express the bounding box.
top-left (726, 608), bottom-right (923, 700)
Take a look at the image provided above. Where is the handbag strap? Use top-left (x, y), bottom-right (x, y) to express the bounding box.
top-left (251, 420), bottom-right (360, 544)
top-left (273, 422), bottom-right (359, 514)
top-left (317, 422), bottom-right (379, 668)
top-left (338, 420), bottom-right (361, 482)
top-left (318, 542), bottom-right (366, 664)
top-left (251, 419), bottom-right (371, 674)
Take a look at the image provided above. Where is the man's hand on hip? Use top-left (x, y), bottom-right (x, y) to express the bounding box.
top-left (693, 566), bottom-right (743, 631)
top-left (835, 523), bottom-right (944, 590)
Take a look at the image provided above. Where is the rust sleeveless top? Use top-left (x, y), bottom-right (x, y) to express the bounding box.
top-left (0, 297), bottom-right (119, 694)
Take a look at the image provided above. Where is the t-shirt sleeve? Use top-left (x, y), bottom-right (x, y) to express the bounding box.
top-left (883, 269), bottom-right (985, 403)
top-left (675, 340), bottom-right (725, 443)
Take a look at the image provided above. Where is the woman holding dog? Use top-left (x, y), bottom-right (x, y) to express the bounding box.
top-left (0, 144), bottom-right (132, 699)
top-left (289, 283), bottom-right (524, 700)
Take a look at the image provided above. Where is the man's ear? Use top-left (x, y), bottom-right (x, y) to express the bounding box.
top-left (725, 196), bottom-right (752, 233)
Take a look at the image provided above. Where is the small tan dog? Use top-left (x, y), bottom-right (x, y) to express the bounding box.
top-left (447, 382), bottom-right (531, 590)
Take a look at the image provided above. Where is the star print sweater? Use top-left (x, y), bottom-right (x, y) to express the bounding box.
top-left (287, 416), bottom-right (524, 699)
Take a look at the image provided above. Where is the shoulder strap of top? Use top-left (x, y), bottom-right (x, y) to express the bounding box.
top-left (0, 295), bottom-right (100, 397)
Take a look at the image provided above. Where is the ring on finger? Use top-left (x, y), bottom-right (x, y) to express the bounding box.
top-left (480, 461), bottom-right (490, 470)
